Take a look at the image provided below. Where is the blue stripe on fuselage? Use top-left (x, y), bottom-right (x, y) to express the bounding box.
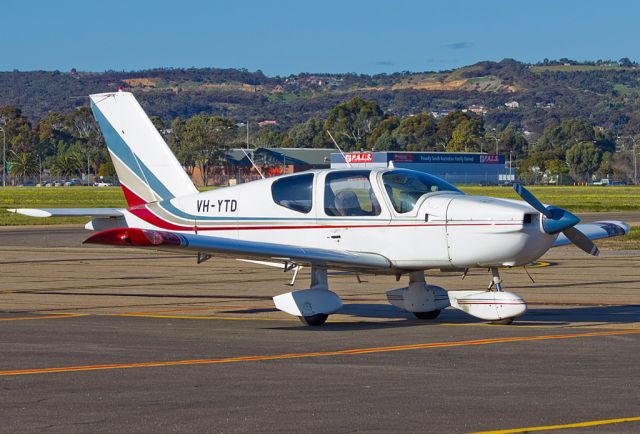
top-left (91, 101), bottom-right (174, 201)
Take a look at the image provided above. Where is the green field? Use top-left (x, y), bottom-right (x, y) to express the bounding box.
top-left (459, 185), bottom-right (640, 212)
top-left (0, 187), bottom-right (127, 226)
top-left (1, 185), bottom-right (640, 226)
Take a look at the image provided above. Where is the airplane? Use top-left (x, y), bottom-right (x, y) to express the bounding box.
top-left (10, 90), bottom-right (630, 326)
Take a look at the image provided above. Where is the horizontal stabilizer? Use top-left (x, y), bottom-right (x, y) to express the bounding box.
top-left (553, 221), bottom-right (629, 247)
top-left (84, 227), bottom-right (392, 271)
top-left (8, 208), bottom-right (124, 218)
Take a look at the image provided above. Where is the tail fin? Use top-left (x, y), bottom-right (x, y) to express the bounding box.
top-left (90, 91), bottom-right (197, 206)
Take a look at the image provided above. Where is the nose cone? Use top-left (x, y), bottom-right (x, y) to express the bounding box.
top-left (445, 195), bottom-right (554, 267)
top-left (542, 207), bottom-right (580, 234)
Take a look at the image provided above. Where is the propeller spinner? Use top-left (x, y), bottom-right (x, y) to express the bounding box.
top-left (513, 183), bottom-right (599, 256)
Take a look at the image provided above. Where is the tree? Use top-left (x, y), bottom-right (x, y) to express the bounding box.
top-left (435, 111), bottom-right (472, 150)
top-left (63, 107), bottom-right (106, 174)
top-left (9, 152), bottom-right (38, 183)
top-left (180, 115), bottom-right (237, 186)
top-left (369, 116), bottom-right (400, 150)
top-left (566, 142), bottom-right (601, 182)
top-left (395, 114), bottom-right (436, 151)
top-left (51, 151), bottom-right (83, 178)
top-left (324, 97), bottom-right (384, 150)
top-left (282, 118), bottom-right (328, 148)
top-left (447, 118), bottom-right (484, 152)
top-left (499, 125), bottom-right (528, 157)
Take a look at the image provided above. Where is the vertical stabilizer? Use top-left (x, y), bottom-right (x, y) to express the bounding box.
top-left (90, 91), bottom-right (197, 206)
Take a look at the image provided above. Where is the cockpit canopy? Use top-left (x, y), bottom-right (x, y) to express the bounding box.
top-left (382, 169), bottom-right (461, 213)
top-left (270, 169), bottom-right (461, 216)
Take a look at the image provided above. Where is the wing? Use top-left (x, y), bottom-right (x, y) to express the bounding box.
top-left (84, 227), bottom-right (392, 271)
top-left (8, 208), bottom-right (124, 218)
top-left (553, 221), bottom-right (629, 247)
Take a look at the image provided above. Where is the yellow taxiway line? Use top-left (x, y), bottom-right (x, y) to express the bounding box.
top-left (472, 415), bottom-right (640, 433)
top-left (0, 329), bottom-right (638, 377)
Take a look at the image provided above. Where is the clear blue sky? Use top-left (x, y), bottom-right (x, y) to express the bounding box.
top-left (2, 0), bottom-right (639, 75)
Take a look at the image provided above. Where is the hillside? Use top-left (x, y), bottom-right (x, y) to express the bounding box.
top-left (2, 59), bottom-right (640, 135)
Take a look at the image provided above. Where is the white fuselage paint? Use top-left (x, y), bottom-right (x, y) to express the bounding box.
top-left (118, 169), bottom-right (555, 272)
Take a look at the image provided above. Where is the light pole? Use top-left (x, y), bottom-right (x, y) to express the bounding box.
top-left (0, 127), bottom-right (5, 187)
top-left (487, 133), bottom-right (499, 155)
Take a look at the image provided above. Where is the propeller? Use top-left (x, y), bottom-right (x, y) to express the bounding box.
top-left (513, 183), bottom-right (599, 256)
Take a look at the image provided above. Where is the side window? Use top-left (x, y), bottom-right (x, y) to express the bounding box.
top-left (271, 173), bottom-right (314, 213)
top-left (324, 171), bottom-right (381, 217)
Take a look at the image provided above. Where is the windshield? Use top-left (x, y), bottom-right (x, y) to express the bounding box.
top-left (382, 169), bottom-right (461, 213)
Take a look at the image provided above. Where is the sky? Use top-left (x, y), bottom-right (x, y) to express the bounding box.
top-left (2, 0), bottom-right (639, 76)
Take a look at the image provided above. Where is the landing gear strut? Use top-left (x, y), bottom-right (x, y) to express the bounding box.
top-left (488, 268), bottom-right (514, 324)
top-left (387, 271), bottom-right (450, 319)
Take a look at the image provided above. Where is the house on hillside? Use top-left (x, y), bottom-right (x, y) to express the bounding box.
top-left (468, 105), bottom-right (488, 115)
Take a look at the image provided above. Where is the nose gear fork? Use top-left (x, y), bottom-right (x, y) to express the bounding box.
top-left (488, 267), bottom-right (503, 292)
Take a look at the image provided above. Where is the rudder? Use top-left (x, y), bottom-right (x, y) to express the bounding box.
top-left (90, 91), bottom-right (197, 206)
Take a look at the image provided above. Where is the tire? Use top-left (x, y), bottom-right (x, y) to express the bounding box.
top-left (413, 310), bottom-right (441, 320)
top-left (299, 313), bottom-right (328, 326)
top-left (490, 317), bottom-right (514, 325)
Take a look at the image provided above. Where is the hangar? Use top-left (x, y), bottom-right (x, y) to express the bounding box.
top-left (331, 151), bottom-right (515, 185)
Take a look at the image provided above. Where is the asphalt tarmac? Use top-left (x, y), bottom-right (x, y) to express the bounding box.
top-left (1, 223), bottom-right (639, 433)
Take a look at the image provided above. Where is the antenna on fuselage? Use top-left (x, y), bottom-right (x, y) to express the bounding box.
top-left (242, 121), bottom-right (265, 179)
top-left (326, 130), bottom-right (352, 168)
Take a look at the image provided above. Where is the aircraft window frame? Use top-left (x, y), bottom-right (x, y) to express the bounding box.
top-left (382, 169), bottom-right (461, 214)
top-left (324, 170), bottom-right (381, 217)
top-left (271, 173), bottom-right (314, 214)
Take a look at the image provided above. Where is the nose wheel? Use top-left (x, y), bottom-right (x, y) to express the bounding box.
top-left (413, 309), bottom-right (441, 320)
top-left (299, 314), bottom-right (329, 326)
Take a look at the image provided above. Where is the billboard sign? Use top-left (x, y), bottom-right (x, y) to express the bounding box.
top-left (345, 153), bottom-right (373, 163)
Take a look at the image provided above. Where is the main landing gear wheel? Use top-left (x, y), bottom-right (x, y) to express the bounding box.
top-left (413, 309), bottom-right (441, 320)
top-left (490, 318), bottom-right (514, 325)
top-left (299, 314), bottom-right (329, 326)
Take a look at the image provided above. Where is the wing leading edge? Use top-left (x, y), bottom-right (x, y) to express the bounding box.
top-left (84, 227), bottom-right (392, 271)
top-left (553, 221), bottom-right (629, 248)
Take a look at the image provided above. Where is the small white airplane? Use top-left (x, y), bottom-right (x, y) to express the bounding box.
top-left (10, 91), bottom-right (630, 326)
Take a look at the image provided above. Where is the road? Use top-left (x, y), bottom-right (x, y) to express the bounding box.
top-left (0, 222), bottom-right (639, 433)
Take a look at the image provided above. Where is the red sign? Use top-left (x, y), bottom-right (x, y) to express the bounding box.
top-left (392, 153), bottom-right (414, 162)
top-left (480, 155), bottom-right (500, 164)
top-left (345, 153), bottom-right (373, 163)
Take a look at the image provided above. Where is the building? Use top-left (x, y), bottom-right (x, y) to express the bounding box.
top-left (331, 151), bottom-right (515, 185)
top-left (223, 147), bottom-right (334, 184)
top-left (467, 105), bottom-right (488, 115)
top-left (505, 101), bottom-right (520, 108)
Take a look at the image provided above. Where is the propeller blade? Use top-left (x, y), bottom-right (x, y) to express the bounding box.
top-left (513, 183), bottom-right (553, 218)
top-left (563, 227), bottom-right (600, 256)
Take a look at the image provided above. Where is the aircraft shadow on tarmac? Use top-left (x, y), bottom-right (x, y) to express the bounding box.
top-left (264, 303), bottom-right (640, 330)
top-left (518, 304), bottom-right (640, 325)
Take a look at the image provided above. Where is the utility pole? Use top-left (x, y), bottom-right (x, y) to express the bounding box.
top-left (487, 131), bottom-right (499, 155)
top-left (0, 127), bottom-right (5, 187)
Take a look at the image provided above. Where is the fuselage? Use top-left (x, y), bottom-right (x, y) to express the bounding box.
top-left (106, 168), bottom-right (554, 271)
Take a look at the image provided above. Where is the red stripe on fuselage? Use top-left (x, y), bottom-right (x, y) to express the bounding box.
top-left (128, 206), bottom-right (524, 232)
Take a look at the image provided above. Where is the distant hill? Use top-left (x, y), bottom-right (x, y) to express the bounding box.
top-left (2, 59), bottom-right (640, 134)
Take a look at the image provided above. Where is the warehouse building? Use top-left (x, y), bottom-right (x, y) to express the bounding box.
top-left (331, 151), bottom-right (515, 185)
